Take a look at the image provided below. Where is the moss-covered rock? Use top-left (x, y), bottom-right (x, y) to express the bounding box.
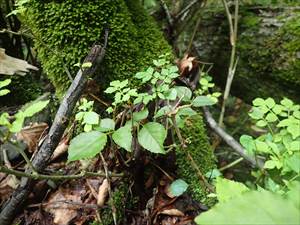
top-left (176, 115), bottom-right (216, 203)
top-left (190, 5), bottom-right (300, 103)
top-left (23, 0), bottom-right (172, 96)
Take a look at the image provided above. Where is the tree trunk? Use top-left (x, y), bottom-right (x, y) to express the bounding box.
top-left (191, 4), bottom-right (300, 103)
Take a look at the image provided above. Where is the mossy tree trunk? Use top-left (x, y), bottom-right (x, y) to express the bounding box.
top-left (191, 5), bottom-right (300, 103)
top-left (21, 0), bottom-right (216, 223)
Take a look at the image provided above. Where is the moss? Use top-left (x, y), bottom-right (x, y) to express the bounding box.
top-left (23, 0), bottom-right (172, 97)
top-left (176, 115), bottom-right (216, 203)
top-left (192, 6), bottom-right (300, 103)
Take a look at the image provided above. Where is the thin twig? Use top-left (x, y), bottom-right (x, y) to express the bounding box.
top-left (219, 157), bottom-right (244, 171)
top-left (218, 0), bottom-right (239, 126)
top-left (160, 0), bottom-right (174, 26)
top-left (0, 165), bottom-right (123, 180)
top-left (175, 0), bottom-right (199, 20)
top-left (100, 153), bottom-right (117, 225)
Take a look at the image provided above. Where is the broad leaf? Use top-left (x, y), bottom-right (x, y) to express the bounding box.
top-left (215, 177), bottom-right (249, 203)
top-left (175, 86), bottom-right (192, 101)
top-left (83, 111), bottom-right (99, 125)
top-left (22, 100), bottom-right (50, 118)
top-left (138, 122), bottom-right (166, 154)
top-left (112, 125), bottom-right (132, 152)
top-left (68, 131), bottom-right (107, 162)
top-left (168, 179), bottom-right (188, 197)
top-left (98, 118), bottom-right (115, 132)
top-left (192, 96), bottom-right (215, 107)
top-left (133, 109), bottom-right (149, 122)
top-left (195, 184), bottom-right (300, 225)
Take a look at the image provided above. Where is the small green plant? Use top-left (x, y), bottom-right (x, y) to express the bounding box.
top-left (67, 55), bottom-right (220, 162)
top-left (240, 97), bottom-right (300, 193)
top-left (0, 79), bottom-right (11, 97)
top-left (75, 98), bottom-right (100, 132)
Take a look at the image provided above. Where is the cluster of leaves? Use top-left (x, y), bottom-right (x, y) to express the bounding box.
top-left (0, 79), bottom-right (11, 97)
top-left (195, 177), bottom-right (300, 225)
top-left (240, 97), bottom-right (300, 192)
top-left (68, 56), bottom-right (220, 162)
top-left (7, 0), bottom-right (31, 17)
top-left (0, 100), bottom-right (49, 137)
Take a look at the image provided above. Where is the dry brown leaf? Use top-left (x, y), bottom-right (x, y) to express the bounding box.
top-left (51, 136), bottom-right (69, 160)
top-left (0, 48), bottom-right (38, 76)
top-left (97, 179), bottom-right (109, 206)
top-left (17, 122), bottom-right (48, 153)
top-left (44, 190), bottom-right (81, 225)
top-left (159, 208), bottom-right (185, 217)
top-left (176, 53), bottom-right (197, 77)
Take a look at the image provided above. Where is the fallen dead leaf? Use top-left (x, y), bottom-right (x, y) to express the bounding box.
top-left (51, 136), bottom-right (69, 160)
top-left (176, 53), bottom-right (197, 77)
top-left (97, 179), bottom-right (109, 206)
top-left (0, 48), bottom-right (38, 76)
top-left (159, 208), bottom-right (185, 217)
top-left (44, 189), bottom-right (81, 225)
top-left (17, 123), bottom-right (48, 153)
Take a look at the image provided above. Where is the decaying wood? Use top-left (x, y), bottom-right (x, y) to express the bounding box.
top-left (0, 31), bottom-right (108, 225)
top-left (0, 48), bottom-right (38, 76)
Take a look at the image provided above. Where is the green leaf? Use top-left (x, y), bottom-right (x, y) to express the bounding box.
top-left (154, 106), bottom-right (172, 118)
top-left (82, 62), bottom-right (92, 68)
top-left (290, 141), bottom-right (300, 151)
top-left (240, 135), bottom-right (255, 155)
top-left (249, 107), bottom-right (264, 119)
top-left (265, 97), bottom-right (276, 108)
top-left (0, 89), bottom-right (10, 96)
top-left (83, 111), bottom-right (99, 125)
top-left (177, 107), bottom-right (197, 117)
top-left (68, 131), bottom-right (107, 162)
top-left (192, 96), bottom-right (215, 107)
top-left (22, 100), bottom-right (49, 118)
top-left (272, 104), bottom-right (284, 115)
top-left (112, 125), bottom-right (132, 152)
top-left (168, 179), bottom-right (188, 197)
top-left (104, 87), bottom-right (116, 94)
top-left (256, 120), bottom-right (267, 127)
top-left (216, 177), bottom-right (249, 203)
top-left (287, 125), bottom-right (300, 139)
top-left (195, 186), bottom-right (300, 225)
top-left (252, 98), bottom-right (265, 106)
top-left (133, 109), bottom-right (149, 122)
top-left (138, 122), bottom-right (167, 154)
top-left (286, 154), bottom-right (300, 173)
top-left (265, 112), bottom-right (277, 122)
top-left (165, 88), bottom-right (177, 100)
top-left (255, 140), bottom-right (269, 153)
top-left (264, 160), bottom-right (277, 169)
top-left (98, 118), bottom-right (115, 132)
top-left (0, 79), bottom-right (11, 88)
top-left (281, 98), bottom-right (293, 108)
top-left (175, 86), bottom-right (192, 101)
top-left (0, 113), bottom-right (10, 126)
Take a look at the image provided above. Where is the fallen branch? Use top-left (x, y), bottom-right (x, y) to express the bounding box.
top-left (0, 30), bottom-right (108, 225)
top-left (203, 107), bottom-right (264, 169)
top-left (0, 165), bottom-right (123, 180)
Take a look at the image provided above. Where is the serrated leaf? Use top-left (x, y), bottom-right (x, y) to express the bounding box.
top-left (112, 125), bottom-right (132, 152)
top-left (216, 177), bottom-right (249, 203)
top-left (98, 118), bottom-right (115, 132)
top-left (83, 111), bottom-right (99, 125)
top-left (175, 86), bottom-right (192, 101)
top-left (138, 122), bottom-right (166, 154)
top-left (68, 131), bottom-right (107, 162)
top-left (281, 98), bottom-right (293, 108)
top-left (249, 107), bottom-right (264, 119)
top-left (192, 96), bottom-right (215, 107)
top-left (168, 179), bottom-right (188, 197)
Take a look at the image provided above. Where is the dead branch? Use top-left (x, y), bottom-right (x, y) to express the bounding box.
top-left (0, 30), bottom-right (108, 225)
top-left (203, 107), bottom-right (264, 169)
